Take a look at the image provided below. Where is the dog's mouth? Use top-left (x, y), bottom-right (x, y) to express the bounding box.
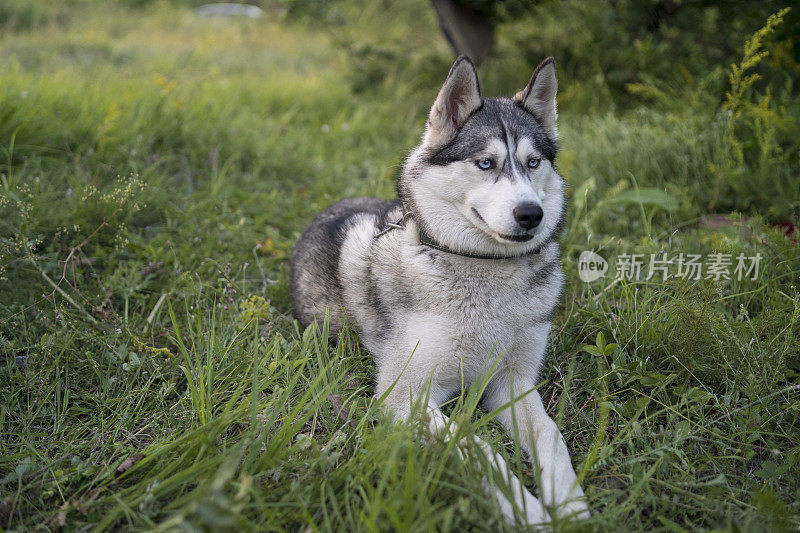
top-left (470, 208), bottom-right (535, 243)
top-left (499, 233), bottom-right (534, 242)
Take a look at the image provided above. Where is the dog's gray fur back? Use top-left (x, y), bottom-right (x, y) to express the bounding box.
top-left (290, 196), bottom-right (400, 333)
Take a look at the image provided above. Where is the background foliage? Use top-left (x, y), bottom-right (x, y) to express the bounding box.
top-left (1, 1), bottom-right (798, 531)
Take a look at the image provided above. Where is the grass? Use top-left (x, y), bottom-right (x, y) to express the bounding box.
top-left (1, 1), bottom-right (799, 531)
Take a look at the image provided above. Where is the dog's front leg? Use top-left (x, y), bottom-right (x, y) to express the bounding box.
top-left (377, 374), bottom-right (550, 526)
top-left (483, 374), bottom-right (590, 520)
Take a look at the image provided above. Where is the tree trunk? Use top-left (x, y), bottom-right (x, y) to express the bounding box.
top-left (431, 0), bottom-right (495, 65)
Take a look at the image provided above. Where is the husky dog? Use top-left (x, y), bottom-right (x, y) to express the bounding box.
top-left (290, 56), bottom-right (589, 525)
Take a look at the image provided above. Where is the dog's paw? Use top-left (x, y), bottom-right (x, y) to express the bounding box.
top-left (539, 465), bottom-right (590, 521)
top-left (492, 483), bottom-right (550, 528)
top-left (518, 489), bottom-right (550, 527)
top-left (552, 496), bottom-right (590, 520)
top-left (543, 482), bottom-right (590, 520)
top-left (521, 501), bottom-right (552, 528)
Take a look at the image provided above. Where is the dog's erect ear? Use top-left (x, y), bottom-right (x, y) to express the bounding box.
top-left (425, 56), bottom-right (482, 146)
top-left (514, 57), bottom-right (558, 140)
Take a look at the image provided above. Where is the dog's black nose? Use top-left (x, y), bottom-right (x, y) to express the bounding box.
top-left (513, 203), bottom-right (543, 230)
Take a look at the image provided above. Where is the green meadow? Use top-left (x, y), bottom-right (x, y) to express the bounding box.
top-left (1, 1), bottom-right (798, 530)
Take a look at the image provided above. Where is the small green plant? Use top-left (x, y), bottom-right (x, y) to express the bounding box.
top-left (709, 7), bottom-right (797, 216)
top-left (724, 8), bottom-right (791, 115)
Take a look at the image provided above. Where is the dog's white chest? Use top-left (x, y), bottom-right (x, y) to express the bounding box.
top-left (395, 256), bottom-right (555, 390)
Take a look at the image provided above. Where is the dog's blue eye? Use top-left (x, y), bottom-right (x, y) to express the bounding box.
top-left (476, 158), bottom-right (495, 170)
top-left (528, 158), bottom-right (541, 169)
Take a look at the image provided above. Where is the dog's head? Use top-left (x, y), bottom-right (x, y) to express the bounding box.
top-left (400, 56), bottom-right (565, 257)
